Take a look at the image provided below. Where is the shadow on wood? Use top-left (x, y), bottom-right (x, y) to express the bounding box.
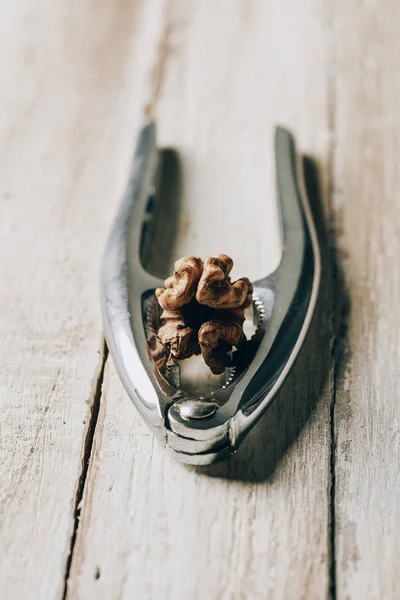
top-left (145, 148), bottom-right (182, 279)
top-left (194, 156), bottom-right (350, 483)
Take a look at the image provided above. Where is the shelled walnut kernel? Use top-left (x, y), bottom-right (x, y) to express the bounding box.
top-left (155, 254), bottom-right (253, 374)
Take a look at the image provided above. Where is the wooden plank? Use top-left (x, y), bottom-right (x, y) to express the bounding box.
top-left (0, 1), bottom-right (162, 598)
top-left (67, 2), bottom-right (334, 599)
top-left (332, 2), bottom-right (400, 598)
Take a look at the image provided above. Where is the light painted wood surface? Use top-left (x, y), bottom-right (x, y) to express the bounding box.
top-left (67, 2), bottom-right (333, 599)
top-left (0, 0), bottom-right (161, 598)
top-left (1, 0), bottom-right (399, 599)
top-left (332, 2), bottom-right (400, 598)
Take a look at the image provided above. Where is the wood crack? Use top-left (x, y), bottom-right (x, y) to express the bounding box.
top-left (328, 23), bottom-right (338, 596)
top-left (61, 341), bottom-right (108, 600)
top-left (329, 358), bottom-right (337, 600)
top-left (144, 4), bottom-right (173, 120)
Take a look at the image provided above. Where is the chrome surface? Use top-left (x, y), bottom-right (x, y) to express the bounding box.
top-left (179, 399), bottom-right (218, 421)
top-left (101, 121), bottom-right (321, 464)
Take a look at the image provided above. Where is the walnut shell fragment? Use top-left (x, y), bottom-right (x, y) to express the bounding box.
top-left (155, 255), bottom-right (253, 374)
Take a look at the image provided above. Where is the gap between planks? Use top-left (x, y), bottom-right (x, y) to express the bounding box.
top-left (328, 26), bottom-right (338, 599)
top-left (62, 342), bottom-right (109, 600)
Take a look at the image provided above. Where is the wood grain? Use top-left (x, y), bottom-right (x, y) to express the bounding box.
top-left (8, 0), bottom-right (399, 598)
top-left (67, 2), bottom-right (334, 599)
top-left (0, 1), bottom-right (162, 598)
top-left (332, 2), bottom-right (400, 598)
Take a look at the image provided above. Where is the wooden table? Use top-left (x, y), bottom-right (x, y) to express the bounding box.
top-left (1, 2), bottom-right (399, 599)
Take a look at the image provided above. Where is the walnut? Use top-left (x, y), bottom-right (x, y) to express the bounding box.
top-left (157, 307), bottom-right (200, 359)
top-left (198, 316), bottom-right (246, 374)
top-left (156, 256), bottom-right (203, 310)
top-left (155, 255), bottom-right (253, 374)
top-left (196, 254), bottom-right (253, 309)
